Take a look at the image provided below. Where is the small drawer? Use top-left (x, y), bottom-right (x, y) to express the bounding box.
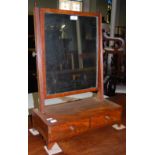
top-left (50, 119), bottom-right (89, 141)
top-left (91, 110), bottom-right (121, 129)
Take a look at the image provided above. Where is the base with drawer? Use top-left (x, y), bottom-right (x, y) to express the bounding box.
top-left (32, 97), bottom-right (122, 149)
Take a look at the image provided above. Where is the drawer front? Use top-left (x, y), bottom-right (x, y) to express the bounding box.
top-left (91, 110), bottom-right (122, 128)
top-left (50, 119), bottom-right (89, 141)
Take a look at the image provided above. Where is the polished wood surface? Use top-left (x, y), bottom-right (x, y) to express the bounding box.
top-left (28, 94), bottom-right (126, 155)
top-left (40, 8), bottom-right (100, 17)
top-left (45, 88), bottom-right (98, 100)
top-left (97, 13), bottom-right (104, 101)
top-left (32, 96), bottom-right (122, 149)
top-left (34, 7), bottom-right (45, 112)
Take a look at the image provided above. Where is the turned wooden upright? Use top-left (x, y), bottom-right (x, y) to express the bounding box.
top-left (32, 7), bottom-right (122, 149)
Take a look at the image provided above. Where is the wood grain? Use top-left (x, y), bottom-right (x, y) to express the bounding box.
top-left (33, 7), bottom-right (45, 112)
top-left (29, 94), bottom-right (126, 155)
top-left (32, 98), bottom-right (122, 149)
top-left (97, 13), bottom-right (104, 101)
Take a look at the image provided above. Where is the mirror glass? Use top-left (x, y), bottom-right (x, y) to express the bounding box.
top-left (44, 13), bottom-right (98, 94)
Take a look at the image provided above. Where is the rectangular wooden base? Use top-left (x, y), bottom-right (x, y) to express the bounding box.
top-left (32, 97), bottom-right (122, 149)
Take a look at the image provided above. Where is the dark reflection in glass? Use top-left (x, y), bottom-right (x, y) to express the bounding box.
top-left (44, 13), bottom-right (98, 94)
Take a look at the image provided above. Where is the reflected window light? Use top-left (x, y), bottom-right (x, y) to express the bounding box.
top-left (59, 0), bottom-right (82, 11)
top-left (70, 15), bottom-right (78, 21)
top-left (61, 24), bottom-right (66, 29)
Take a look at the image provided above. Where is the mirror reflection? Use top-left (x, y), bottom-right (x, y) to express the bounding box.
top-left (45, 13), bottom-right (98, 94)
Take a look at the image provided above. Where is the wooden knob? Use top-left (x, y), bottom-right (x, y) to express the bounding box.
top-left (105, 115), bottom-right (111, 120)
top-left (69, 125), bottom-right (75, 131)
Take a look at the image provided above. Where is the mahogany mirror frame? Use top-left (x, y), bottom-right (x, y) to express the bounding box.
top-left (34, 7), bottom-right (104, 112)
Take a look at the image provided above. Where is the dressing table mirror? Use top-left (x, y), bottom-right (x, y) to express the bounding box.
top-left (32, 7), bottom-right (122, 149)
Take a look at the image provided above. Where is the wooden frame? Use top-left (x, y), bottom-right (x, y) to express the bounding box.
top-left (34, 7), bottom-right (104, 112)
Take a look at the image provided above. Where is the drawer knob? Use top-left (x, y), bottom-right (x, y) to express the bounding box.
top-left (32, 51), bottom-right (37, 57)
top-left (69, 125), bottom-right (75, 131)
top-left (105, 115), bottom-right (111, 120)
